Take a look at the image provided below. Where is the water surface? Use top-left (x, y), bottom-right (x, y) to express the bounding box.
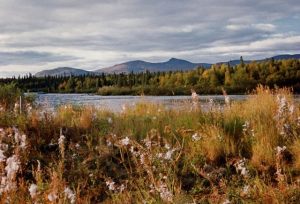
top-left (36, 94), bottom-right (245, 112)
top-left (36, 94), bottom-right (300, 112)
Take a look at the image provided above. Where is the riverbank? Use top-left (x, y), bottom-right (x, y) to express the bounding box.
top-left (97, 85), bottom-right (248, 96)
top-left (0, 86), bottom-right (300, 203)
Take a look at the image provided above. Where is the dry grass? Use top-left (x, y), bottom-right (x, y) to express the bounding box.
top-left (0, 86), bottom-right (299, 203)
top-left (291, 139), bottom-right (300, 170)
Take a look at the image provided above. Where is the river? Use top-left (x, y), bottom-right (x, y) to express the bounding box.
top-left (36, 94), bottom-right (300, 112)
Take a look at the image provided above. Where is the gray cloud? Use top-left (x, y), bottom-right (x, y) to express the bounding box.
top-left (0, 0), bottom-right (300, 76)
top-left (0, 51), bottom-right (78, 65)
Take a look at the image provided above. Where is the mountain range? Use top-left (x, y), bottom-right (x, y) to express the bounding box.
top-left (94, 58), bottom-right (211, 74)
top-left (35, 67), bottom-right (91, 77)
top-left (34, 54), bottom-right (300, 77)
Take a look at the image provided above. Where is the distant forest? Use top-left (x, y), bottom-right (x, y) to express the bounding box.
top-left (1, 58), bottom-right (300, 95)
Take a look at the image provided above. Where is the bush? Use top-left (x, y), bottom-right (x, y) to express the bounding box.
top-left (0, 83), bottom-right (21, 111)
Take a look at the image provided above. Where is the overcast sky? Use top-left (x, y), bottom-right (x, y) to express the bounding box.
top-left (1, 0), bottom-right (300, 77)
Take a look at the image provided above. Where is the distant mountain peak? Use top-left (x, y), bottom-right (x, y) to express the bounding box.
top-left (94, 58), bottom-right (208, 74)
top-left (34, 54), bottom-right (300, 77)
top-left (35, 67), bottom-right (92, 77)
top-left (168, 58), bottom-right (188, 62)
top-left (168, 57), bottom-right (179, 61)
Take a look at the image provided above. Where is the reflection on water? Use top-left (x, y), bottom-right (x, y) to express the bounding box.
top-left (36, 94), bottom-right (300, 112)
top-left (36, 94), bottom-right (245, 112)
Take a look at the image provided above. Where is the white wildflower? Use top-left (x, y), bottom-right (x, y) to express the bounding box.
top-left (106, 180), bottom-right (116, 191)
top-left (289, 104), bottom-right (294, 115)
top-left (120, 137), bottom-right (130, 146)
top-left (106, 139), bottom-right (112, 147)
top-left (0, 143), bottom-right (8, 150)
top-left (49, 141), bottom-right (56, 146)
top-left (191, 90), bottom-right (199, 109)
top-left (121, 104), bottom-right (127, 112)
top-left (192, 133), bottom-right (201, 141)
top-left (14, 102), bottom-right (19, 113)
top-left (280, 123), bottom-right (292, 136)
top-left (64, 187), bottom-right (76, 204)
top-left (275, 167), bottom-right (285, 182)
top-left (235, 158), bottom-right (249, 177)
top-left (75, 143), bottom-right (80, 148)
top-left (13, 127), bottom-right (21, 143)
top-left (0, 176), bottom-right (15, 194)
top-left (224, 95), bottom-right (230, 106)
top-left (275, 146), bottom-right (286, 156)
top-left (277, 95), bottom-right (287, 109)
top-left (276, 95), bottom-right (289, 119)
top-left (37, 160), bottom-right (41, 172)
top-left (251, 129), bottom-right (255, 137)
top-left (5, 155), bottom-right (20, 180)
top-left (242, 185), bottom-right (250, 195)
top-left (58, 132), bottom-right (65, 157)
top-left (157, 183), bottom-right (173, 202)
top-left (0, 177), bottom-right (7, 194)
top-left (164, 149), bottom-right (175, 160)
top-left (107, 117), bottom-right (113, 124)
top-left (164, 143), bottom-right (170, 150)
top-left (130, 146), bottom-right (140, 157)
top-left (48, 192), bottom-right (58, 202)
top-left (29, 184), bottom-right (38, 198)
top-left (20, 134), bottom-right (26, 149)
top-left (58, 134), bottom-right (65, 146)
top-left (140, 153), bottom-right (146, 165)
top-left (156, 153), bottom-right (163, 159)
top-left (242, 121), bottom-right (250, 133)
top-left (118, 184), bottom-right (126, 192)
top-left (26, 103), bottom-right (32, 113)
top-left (0, 143), bottom-right (7, 162)
top-left (0, 149), bottom-right (6, 162)
top-left (143, 138), bottom-right (152, 149)
top-left (149, 184), bottom-right (155, 193)
top-left (241, 168), bottom-right (248, 177)
top-left (191, 91), bottom-right (198, 100)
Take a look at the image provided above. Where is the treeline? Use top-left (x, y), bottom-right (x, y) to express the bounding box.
top-left (1, 58), bottom-right (300, 95)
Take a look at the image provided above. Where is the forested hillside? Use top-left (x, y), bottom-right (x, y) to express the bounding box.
top-left (1, 58), bottom-right (300, 95)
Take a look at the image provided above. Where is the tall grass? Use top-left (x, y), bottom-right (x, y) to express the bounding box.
top-left (0, 85), bottom-right (299, 203)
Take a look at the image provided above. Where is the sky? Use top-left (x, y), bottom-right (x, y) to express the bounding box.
top-left (0, 0), bottom-right (300, 77)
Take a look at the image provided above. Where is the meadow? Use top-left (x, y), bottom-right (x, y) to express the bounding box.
top-left (0, 84), bottom-right (300, 203)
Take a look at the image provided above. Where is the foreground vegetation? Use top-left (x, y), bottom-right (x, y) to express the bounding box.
top-left (0, 84), bottom-right (300, 203)
top-left (1, 58), bottom-right (300, 95)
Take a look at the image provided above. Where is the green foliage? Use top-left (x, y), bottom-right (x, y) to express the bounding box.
top-left (0, 83), bottom-right (21, 111)
top-left (1, 59), bottom-right (300, 95)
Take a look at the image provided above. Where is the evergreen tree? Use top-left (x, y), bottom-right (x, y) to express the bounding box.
top-left (240, 56), bottom-right (245, 67)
